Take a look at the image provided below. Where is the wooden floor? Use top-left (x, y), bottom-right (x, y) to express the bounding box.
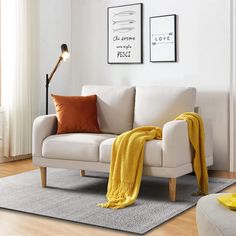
top-left (0, 159), bottom-right (235, 236)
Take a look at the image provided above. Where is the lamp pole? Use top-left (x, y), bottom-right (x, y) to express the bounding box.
top-left (45, 44), bottom-right (69, 115)
top-left (46, 74), bottom-right (49, 115)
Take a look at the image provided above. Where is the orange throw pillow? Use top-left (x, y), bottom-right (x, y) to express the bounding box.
top-left (51, 94), bottom-right (100, 134)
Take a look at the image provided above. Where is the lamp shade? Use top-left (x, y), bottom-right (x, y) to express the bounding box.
top-left (61, 44), bottom-right (69, 61)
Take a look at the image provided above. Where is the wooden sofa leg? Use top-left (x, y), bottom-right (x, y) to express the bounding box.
top-left (40, 167), bottom-right (47, 187)
top-left (80, 170), bottom-right (85, 177)
top-left (169, 178), bottom-right (176, 202)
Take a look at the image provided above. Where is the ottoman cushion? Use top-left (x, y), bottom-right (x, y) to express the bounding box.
top-left (196, 194), bottom-right (236, 236)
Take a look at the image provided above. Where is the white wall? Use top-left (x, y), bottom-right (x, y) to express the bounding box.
top-left (71, 0), bottom-right (231, 170)
top-left (37, 0), bottom-right (72, 115)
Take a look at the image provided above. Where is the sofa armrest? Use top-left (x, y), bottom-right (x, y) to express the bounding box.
top-left (162, 120), bottom-right (192, 168)
top-left (162, 119), bottom-right (213, 168)
top-left (32, 114), bottom-right (57, 157)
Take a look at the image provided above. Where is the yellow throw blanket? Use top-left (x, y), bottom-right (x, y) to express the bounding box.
top-left (98, 112), bottom-right (208, 209)
top-left (97, 126), bottom-right (162, 209)
top-left (176, 112), bottom-right (208, 195)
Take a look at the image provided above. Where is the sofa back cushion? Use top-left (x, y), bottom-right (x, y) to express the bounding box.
top-left (133, 86), bottom-right (196, 128)
top-left (82, 85), bottom-right (135, 134)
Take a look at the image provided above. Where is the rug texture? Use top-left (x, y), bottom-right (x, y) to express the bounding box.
top-left (0, 169), bottom-right (235, 235)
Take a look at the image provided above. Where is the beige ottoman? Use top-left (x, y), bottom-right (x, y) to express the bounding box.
top-left (196, 194), bottom-right (236, 236)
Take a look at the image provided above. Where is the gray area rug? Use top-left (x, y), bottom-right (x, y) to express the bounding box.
top-left (0, 169), bottom-right (235, 235)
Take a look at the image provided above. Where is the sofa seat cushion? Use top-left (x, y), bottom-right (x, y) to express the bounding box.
top-left (99, 138), bottom-right (162, 167)
top-left (134, 86), bottom-right (196, 128)
top-left (82, 85), bottom-right (135, 135)
top-left (42, 133), bottom-right (116, 162)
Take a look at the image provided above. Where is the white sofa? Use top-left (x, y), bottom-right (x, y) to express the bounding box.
top-left (33, 85), bottom-right (213, 201)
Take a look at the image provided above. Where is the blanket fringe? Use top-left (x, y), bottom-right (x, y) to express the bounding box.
top-left (98, 181), bottom-right (134, 209)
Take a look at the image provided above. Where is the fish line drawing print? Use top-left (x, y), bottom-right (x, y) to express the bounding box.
top-left (108, 3), bottom-right (143, 64)
top-left (113, 27), bottom-right (135, 33)
top-left (112, 19), bottom-right (136, 26)
top-left (150, 14), bottom-right (177, 62)
top-left (113, 10), bottom-right (136, 17)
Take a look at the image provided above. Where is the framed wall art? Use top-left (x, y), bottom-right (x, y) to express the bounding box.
top-left (150, 14), bottom-right (177, 62)
top-left (107, 3), bottom-right (143, 64)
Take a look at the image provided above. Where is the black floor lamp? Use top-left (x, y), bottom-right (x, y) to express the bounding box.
top-left (46, 44), bottom-right (70, 115)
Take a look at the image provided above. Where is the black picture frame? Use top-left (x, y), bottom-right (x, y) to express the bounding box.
top-left (150, 14), bottom-right (177, 62)
top-left (107, 3), bottom-right (143, 64)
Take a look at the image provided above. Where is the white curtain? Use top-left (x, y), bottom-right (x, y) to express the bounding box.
top-left (1, 0), bottom-right (33, 157)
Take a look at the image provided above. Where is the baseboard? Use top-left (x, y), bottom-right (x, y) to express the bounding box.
top-left (0, 154), bottom-right (32, 163)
